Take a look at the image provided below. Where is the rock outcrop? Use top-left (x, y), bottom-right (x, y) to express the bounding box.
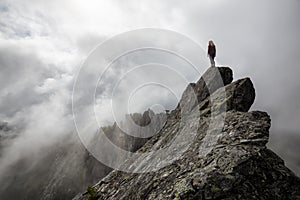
top-left (74, 67), bottom-right (300, 200)
top-left (103, 109), bottom-right (166, 152)
top-left (177, 67), bottom-right (233, 115)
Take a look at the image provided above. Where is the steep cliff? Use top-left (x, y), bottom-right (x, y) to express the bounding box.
top-left (74, 67), bottom-right (300, 200)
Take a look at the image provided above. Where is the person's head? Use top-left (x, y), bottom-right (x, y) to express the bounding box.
top-left (209, 40), bottom-right (214, 46)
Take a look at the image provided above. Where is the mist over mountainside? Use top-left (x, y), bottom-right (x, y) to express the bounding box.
top-left (0, 110), bottom-right (166, 199)
top-left (1, 1), bottom-right (300, 200)
top-left (0, 121), bottom-right (19, 157)
top-left (0, 66), bottom-right (299, 200)
top-left (0, 131), bottom-right (108, 200)
top-left (268, 131), bottom-right (300, 177)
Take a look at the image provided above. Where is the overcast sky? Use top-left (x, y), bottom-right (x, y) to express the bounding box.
top-left (0, 0), bottom-right (300, 176)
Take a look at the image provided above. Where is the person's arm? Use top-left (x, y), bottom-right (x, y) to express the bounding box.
top-left (207, 46), bottom-right (210, 57)
top-left (214, 46), bottom-right (216, 57)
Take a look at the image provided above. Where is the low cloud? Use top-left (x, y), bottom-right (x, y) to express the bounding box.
top-left (0, 0), bottom-right (299, 197)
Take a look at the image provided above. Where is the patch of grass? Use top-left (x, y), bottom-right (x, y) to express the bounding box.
top-left (211, 185), bottom-right (221, 192)
top-left (174, 192), bottom-right (180, 200)
top-left (86, 186), bottom-right (98, 200)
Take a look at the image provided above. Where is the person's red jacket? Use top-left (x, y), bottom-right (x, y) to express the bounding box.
top-left (208, 45), bottom-right (216, 58)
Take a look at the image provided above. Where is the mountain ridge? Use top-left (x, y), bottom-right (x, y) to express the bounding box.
top-left (73, 66), bottom-right (300, 200)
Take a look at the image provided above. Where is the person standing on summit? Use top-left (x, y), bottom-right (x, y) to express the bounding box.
top-left (207, 40), bottom-right (216, 67)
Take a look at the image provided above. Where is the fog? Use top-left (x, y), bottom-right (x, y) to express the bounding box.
top-left (0, 0), bottom-right (299, 198)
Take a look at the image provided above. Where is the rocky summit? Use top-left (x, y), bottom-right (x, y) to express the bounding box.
top-left (74, 67), bottom-right (300, 200)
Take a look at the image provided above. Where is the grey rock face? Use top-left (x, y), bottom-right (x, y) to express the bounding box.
top-left (74, 66), bottom-right (300, 200)
top-left (199, 77), bottom-right (255, 117)
top-left (178, 67), bottom-right (233, 115)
